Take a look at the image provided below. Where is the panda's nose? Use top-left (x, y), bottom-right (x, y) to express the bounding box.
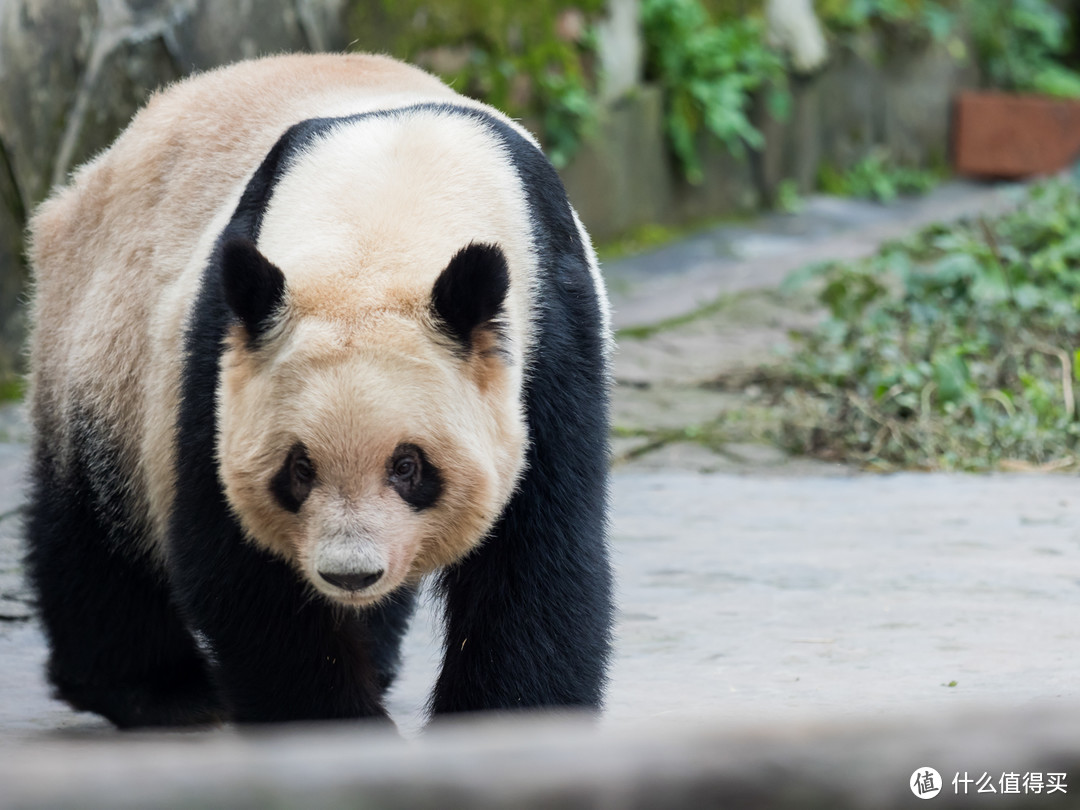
top-left (318, 569), bottom-right (384, 591)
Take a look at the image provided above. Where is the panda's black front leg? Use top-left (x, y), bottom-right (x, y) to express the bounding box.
top-left (431, 303), bottom-right (614, 714)
top-left (25, 443), bottom-right (226, 729)
top-left (432, 428), bottom-right (613, 713)
top-left (167, 513), bottom-right (390, 724)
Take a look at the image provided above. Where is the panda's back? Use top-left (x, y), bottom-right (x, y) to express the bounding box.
top-left (30, 53), bottom-right (455, 316)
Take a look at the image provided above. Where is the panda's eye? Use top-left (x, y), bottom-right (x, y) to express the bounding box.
top-left (292, 453), bottom-right (315, 485)
top-left (393, 455), bottom-right (417, 480)
top-left (271, 443), bottom-right (316, 513)
top-left (388, 446), bottom-right (420, 486)
top-left (387, 443), bottom-right (442, 510)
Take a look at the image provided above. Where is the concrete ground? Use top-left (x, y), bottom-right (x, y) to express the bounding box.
top-left (3, 181), bottom-right (1079, 808)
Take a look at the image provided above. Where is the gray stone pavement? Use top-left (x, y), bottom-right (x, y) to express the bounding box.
top-left (3, 181), bottom-right (1080, 807)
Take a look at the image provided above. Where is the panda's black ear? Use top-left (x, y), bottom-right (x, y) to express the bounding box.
top-left (431, 243), bottom-right (509, 354)
top-left (220, 236), bottom-right (286, 342)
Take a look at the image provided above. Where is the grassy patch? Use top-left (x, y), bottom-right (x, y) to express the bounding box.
top-left (0, 377), bottom-right (24, 402)
top-left (750, 179), bottom-right (1080, 471)
top-left (597, 214), bottom-right (749, 264)
top-left (598, 222), bottom-right (692, 263)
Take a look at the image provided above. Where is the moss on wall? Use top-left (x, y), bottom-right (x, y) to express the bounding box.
top-left (701, 0), bottom-right (765, 22)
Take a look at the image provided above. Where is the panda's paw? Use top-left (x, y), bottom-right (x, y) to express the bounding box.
top-left (49, 654), bottom-right (229, 730)
top-left (54, 678), bottom-right (228, 730)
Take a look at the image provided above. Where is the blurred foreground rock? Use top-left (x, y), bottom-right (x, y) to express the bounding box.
top-left (3, 707), bottom-right (1080, 808)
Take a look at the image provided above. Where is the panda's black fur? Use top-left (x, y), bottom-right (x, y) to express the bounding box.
top-left (26, 99), bottom-right (613, 727)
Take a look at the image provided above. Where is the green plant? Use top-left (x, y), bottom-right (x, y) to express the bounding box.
top-left (970, 0), bottom-right (1080, 97)
top-left (0, 377), bottom-right (22, 402)
top-left (818, 149), bottom-right (942, 202)
top-left (640, 0), bottom-right (788, 184)
top-left (776, 179), bottom-right (804, 214)
top-left (346, 1), bottom-right (602, 166)
top-left (534, 63), bottom-right (596, 168)
top-left (771, 179), bottom-right (1080, 470)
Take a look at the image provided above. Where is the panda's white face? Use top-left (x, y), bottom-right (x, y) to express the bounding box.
top-left (218, 313), bottom-right (526, 606)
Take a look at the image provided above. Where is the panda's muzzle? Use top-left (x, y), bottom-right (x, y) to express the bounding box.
top-left (318, 569), bottom-right (383, 591)
top-left (310, 524), bottom-right (393, 600)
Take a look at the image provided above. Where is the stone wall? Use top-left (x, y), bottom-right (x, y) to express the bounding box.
top-left (564, 28), bottom-right (979, 242)
top-left (0, 1), bottom-right (977, 383)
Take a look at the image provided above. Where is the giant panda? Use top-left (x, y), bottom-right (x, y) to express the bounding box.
top-left (24, 53), bottom-right (613, 728)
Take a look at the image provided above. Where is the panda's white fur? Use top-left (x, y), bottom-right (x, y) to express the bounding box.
top-left (26, 53), bottom-right (614, 726)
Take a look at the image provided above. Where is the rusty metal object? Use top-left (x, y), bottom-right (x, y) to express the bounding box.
top-left (953, 90), bottom-right (1080, 178)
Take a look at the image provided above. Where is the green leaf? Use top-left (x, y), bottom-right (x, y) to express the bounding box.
top-left (932, 351), bottom-right (971, 405)
top-left (781, 260), bottom-right (836, 293)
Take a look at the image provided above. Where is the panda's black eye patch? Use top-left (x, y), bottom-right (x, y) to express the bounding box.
top-left (387, 443), bottom-right (442, 510)
top-left (271, 443), bottom-right (316, 513)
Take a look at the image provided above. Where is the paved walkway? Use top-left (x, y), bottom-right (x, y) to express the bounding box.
top-left (2, 181), bottom-right (1079, 807)
top-left (606, 180), bottom-right (1025, 330)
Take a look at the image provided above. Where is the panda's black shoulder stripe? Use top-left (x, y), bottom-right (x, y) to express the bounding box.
top-left (228, 118), bottom-right (324, 241)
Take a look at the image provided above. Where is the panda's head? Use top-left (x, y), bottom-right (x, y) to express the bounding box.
top-left (214, 233), bottom-right (528, 607)
top-left (210, 112), bottom-right (539, 606)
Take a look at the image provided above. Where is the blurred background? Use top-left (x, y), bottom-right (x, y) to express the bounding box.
top-left (1, 0), bottom-right (1079, 395)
